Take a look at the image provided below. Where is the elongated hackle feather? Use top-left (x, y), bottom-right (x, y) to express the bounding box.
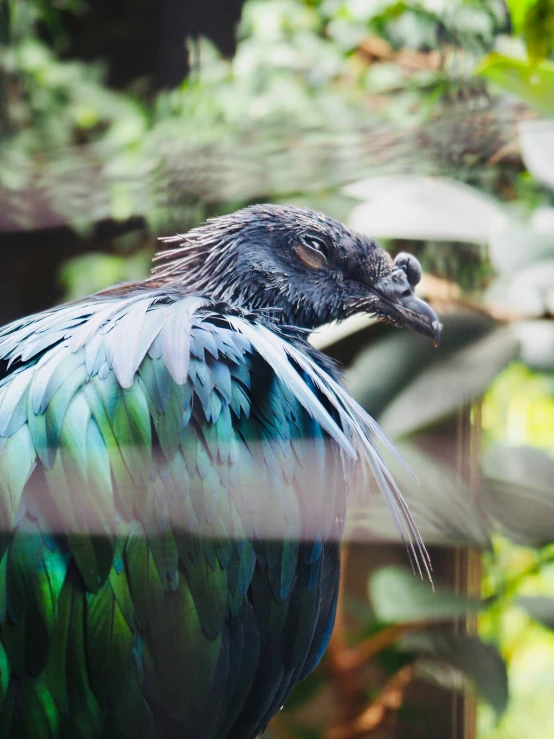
top-left (0, 292), bottom-right (430, 577)
top-left (0, 204), bottom-right (437, 738)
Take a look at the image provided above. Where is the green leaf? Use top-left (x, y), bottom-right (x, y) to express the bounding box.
top-left (369, 566), bottom-right (483, 623)
top-left (488, 213), bottom-right (554, 276)
top-left (521, 0), bottom-right (554, 63)
top-left (347, 441), bottom-right (491, 549)
top-left (486, 261), bottom-right (554, 318)
top-left (507, 0), bottom-right (538, 33)
top-left (60, 252), bottom-right (151, 302)
top-left (476, 52), bottom-right (554, 115)
top-left (513, 320), bottom-right (554, 372)
top-left (517, 596), bottom-right (554, 630)
top-left (481, 444), bottom-right (554, 545)
top-left (378, 328), bottom-right (519, 438)
top-left (519, 119), bottom-right (554, 190)
top-left (347, 175), bottom-right (500, 244)
top-left (346, 311), bottom-right (496, 421)
top-left (403, 631), bottom-right (508, 716)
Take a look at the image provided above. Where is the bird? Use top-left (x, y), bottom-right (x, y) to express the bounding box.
top-left (0, 204), bottom-right (440, 739)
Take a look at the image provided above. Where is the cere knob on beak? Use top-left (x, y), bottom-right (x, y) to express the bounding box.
top-left (394, 252), bottom-right (422, 289)
top-left (372, 252), bottom-right (442, 346)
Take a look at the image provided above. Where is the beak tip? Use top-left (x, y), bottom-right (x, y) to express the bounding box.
top-left (432, 319), bottom-right (442, 347)
top-left (368, 272), bottom-right (442, 346)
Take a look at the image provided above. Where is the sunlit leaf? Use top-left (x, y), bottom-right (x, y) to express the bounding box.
top-left (346, 176), bottom-right (501, 243)
top-left (519, 119), bottom-right (554, 190)
top-left (483, 363), bottom-right (554, 451)
top-left (486, 260), bottom-right (554, 318)
top-left (369, 566), bottom-right (483, 623)
top-left (403, 631), bottom-right (509, 716)
top-left (512, 320), bottom-right (554, 372)
top-left (378, 328), bottom-right (519, 438)
top-left (488, 213), bottom-right (554, 276)
top-left (531, 206), bottom-right (554, 236)
top-left (506, 0), bottom-right (538, 33)
top-left (476, 53), bottom-right (554, 114)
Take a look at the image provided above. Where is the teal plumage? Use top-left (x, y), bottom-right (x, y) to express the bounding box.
top-left (0, 293), bottom-right (347, 737)
top-left (0, 205), bottom-right (440, 738)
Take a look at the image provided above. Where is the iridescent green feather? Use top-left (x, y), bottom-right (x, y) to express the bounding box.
top-left (0, 293), bottom-right (363, 739)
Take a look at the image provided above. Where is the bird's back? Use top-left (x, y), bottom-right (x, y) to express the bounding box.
top-left (0, 290), bottom-right (357, 739)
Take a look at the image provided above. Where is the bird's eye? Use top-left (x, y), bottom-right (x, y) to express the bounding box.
top-left (294, 236), bottom-right (328, 270)
top-left (303, 236), bottom-right (327, 253)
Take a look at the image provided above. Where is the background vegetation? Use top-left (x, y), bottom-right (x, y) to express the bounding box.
top-left (1, 0), bottom-right (554, 737)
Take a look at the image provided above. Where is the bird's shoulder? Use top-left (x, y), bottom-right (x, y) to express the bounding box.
top-left (0, 288), bottom-right (331, 378)
top-left (0, 289), bottom-right (361, 586)
top-left (0, 290), bottom-right (355, 739)
top-left (0, 288), bottom-right (358, 458)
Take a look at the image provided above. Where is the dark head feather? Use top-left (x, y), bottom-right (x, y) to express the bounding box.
top-left (147, 204), bottom-right (440, 340)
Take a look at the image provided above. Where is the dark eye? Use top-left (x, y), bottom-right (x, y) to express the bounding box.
top-left (294, 236), bottom-right (328, 270)
top-left (303, 236), bottom-right (327, 254)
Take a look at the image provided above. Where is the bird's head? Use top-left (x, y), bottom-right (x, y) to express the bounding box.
top-left (151, 204), bottom-right (441, 343)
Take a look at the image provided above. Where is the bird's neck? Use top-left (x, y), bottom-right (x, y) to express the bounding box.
top-left (147, 260), bottom-right (311, 331)
top-left (146, 229), bottom-right (339, 331)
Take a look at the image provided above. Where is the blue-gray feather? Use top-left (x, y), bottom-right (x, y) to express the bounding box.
top-left (0, 288), bottom-right (427, 738)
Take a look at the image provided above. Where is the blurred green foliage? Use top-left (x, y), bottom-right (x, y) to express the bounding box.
top-left (0, 0), bottom-right (512, 235)
top-left (2, 0), bottom-right (554, 737)
top-left (478, 363), bottom-right (554, 738)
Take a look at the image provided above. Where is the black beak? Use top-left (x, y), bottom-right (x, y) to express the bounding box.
top-left (370, 254), bottom-right (442, 346)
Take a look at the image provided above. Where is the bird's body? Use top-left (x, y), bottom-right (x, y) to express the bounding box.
top-left (0, 206), bottom-right (440, 738)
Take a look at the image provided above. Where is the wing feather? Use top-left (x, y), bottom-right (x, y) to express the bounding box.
top-left (0, 288), bottom-right (428, 738)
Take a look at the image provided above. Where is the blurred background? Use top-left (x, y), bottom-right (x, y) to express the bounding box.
top-left (1, 0), bottom-right (554, 737)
